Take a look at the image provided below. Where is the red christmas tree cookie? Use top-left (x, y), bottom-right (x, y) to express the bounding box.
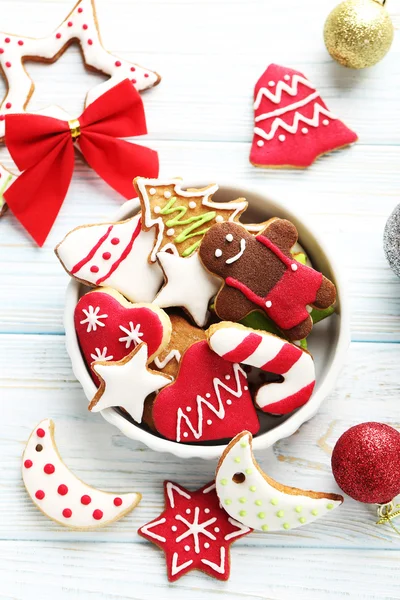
top-left (250, 64), bottom-right (358, 169)
top-left (138, 481), bottom-right (252, 581)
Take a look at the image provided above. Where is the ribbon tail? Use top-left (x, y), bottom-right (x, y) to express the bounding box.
top-left (4, 139), bottom-right (74, 246)
top-left (79, 132), bottom-right (159, 199)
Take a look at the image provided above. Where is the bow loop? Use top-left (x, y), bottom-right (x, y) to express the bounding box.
top-left (4, 79), bottom-right (158, 246)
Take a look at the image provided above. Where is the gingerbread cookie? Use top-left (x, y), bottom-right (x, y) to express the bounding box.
top-left (134, 177), bottom-right (248, 262)
top-left (56, 214), bottom-right (163, 303)
top-left (152, 340), bottom-right (260, 443)
top-left (207, 323), bottom-right (315, 415)
top-left (138, 481), bottom-right (251, 581)
top-left (150, 313), bottom-right (206, 379)
top-left (0, 0), bottom-right (160, 139)
top-left (74, 288), bottom-right (171, 386)
top-left (23, 419), bottom-right (141, 529)
top-left (216, 431), bottom-right (343, 532)
top-left (250, 64), bottom-right (357, 169)
top-left (199, 219), bottom-right (336, 340)
top-left (89, 343), bottom-right (172, 423)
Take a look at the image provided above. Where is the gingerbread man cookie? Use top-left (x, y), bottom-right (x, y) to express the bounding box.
top-left (199, 219), bottom-right (336, 341)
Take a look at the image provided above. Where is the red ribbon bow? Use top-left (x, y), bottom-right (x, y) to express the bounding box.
top-left (4, 79), bottom-right (159, 246)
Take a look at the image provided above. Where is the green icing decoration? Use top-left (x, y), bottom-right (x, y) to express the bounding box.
top-left (257, 512), bottom-right (266, 519)
top-left (240, 441), bottom-right (247, 448)
top-left (249, 486), bottom-right (256, 492)
top-left (245, 468), bottom-right (253, 475)
top-left (234, 457), bottom-right (241, 463)
top-left (159, 196), bottom-right (216, 256)
top-left (225, 499), bottom-right (232, 506)
top-left (220, 479), bottom-right (228, 486)
top-left (239, 510), bottom-right (247, 517)
top-left (276, 510), bottom-right (284, 518)
top-left (270, 498), bottom-right (278, 506)
top-left (299, 517), bottom-right (306, 524)
top-left (283, 523), bottom-right (290, 530)
top-left (311, 509), bottom-right (318, 516)
top-left (239, 497), bottom-right (247, 504)
top-left (261, 524), bottom-right (269, 532)
top-left (255, 500), bottom-right (263, 506)
top-left (295, 506), bottom-right (303, 513)
top-left (327, 503), bottom-right (334, 510)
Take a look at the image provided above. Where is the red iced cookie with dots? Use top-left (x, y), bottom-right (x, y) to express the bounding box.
top-left (22, 419), bottom-right (141, 530)
top-left (138, 481), bottom-right (252, 581)
top-left (250, 64), bottom-right (357, 169)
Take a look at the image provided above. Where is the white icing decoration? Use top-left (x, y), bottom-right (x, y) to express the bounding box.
top-left (215, 216), bottom-right (224, 223)
top-left (225, 234), bottom-right (234, 242)
top-left (208, 324), bottom-right (315, 414)
top-left (265, 300), bottom-right (272, 308)
top-left (153, 349), bottom-right (181, 370)
top-left (268, 81), bottom-right (275, 87)
top-left (254, 103), bottom-right (337, 142)
top-left (166, 482), bottom-right (191, 508)
top-left (284, 74), bottom-right (290, 81)
top-left (189, 201), bottom-right (196, 209)
top-left (175, 506), bottom-right (217, 554)
top-left (149, 188), bottom-right (157, 195)
top-left (291, 264), bottom-right (298, 271)
top-left (257, 140), bottom-right (265, 147)
top-left (166, 228), bottom-right (175, 236)
top-left (184, 545), bottom-right (190, 551)
top-left (323, 119), bottom-right (329, 126)
top-left (0, 0), bottom-right (159, 137)
top-left (154, 252), bottom-right (220, 327)
top-left (215, 249), bottom-right (223, 258)
top-left (90, 347), bottom-right (113, 362)
top-left (254, 74), bottom-right (315, 109)
top-left (201, 547), bottom-right (225, 574)
top-left (22, 419), bottom-right (140, 529)
top-left (118, 322), bottom-right (143, 349)
top-left (153, 206), bottom-right (161, 214)
top-left (136, 178), bottom-right (247, 262)
top-left (80, 306), bottom-right (108, 332)
top-left (207, 419), bottom-right (212, 425)
top-left (175, 363), bottom-right (248, 442)
top-left (140, 518), bottom-right (167, 542)
top-left (91, 344), bottom-right (171, 423)
top-left (301, 127), bottom-right (308, 134)
top-left (216, 432), bottom-right (342, 532)
top-left (164, 191), bottom-right (172, 199)
top-left (278, 134), bottom-right (286, 142)
top-left (171, 553), bottom-right (193, 576)
top-left (55, 214), bottom-right (164, 304)
top-left (225, 238), bottom-right (246, 265)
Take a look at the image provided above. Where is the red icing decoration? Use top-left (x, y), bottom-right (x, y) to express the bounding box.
top-left (5, 62), bottom-right (11, 68)
top-left (68, 21), bottom-right (73, 27)
top-left (96, 221), bottom-right (141, 285)
top-left (250, 64), bottom-right (358, 168)
top-left (5, 38), bottom-right (10, 43)
top-left (56, 33), bottom-right (61, 39)
top-left (62, 508), bottom-right (72, 518)
top-left (18, 40), bottom-right (24, 46)
top-left (71, 225), bottom-right (112, 274)
top-left (58, 484), bottom-right (68, 496)
top-left (332, 422), bottom-right (400, 504)
top-left (36, 428), bottom-right (45, 438)
top-left (81, 495), bottom-right (92, 505)
top-left (78, 7), bottom-right (83, 12)
top-left (44, 464), bottom-right (55, 475)
top-left (114, 497), bottom-right (122, 506)
top-left (115, 61), bottom-right (121, 67)
top-left (130, 67), bottom-right (136, 72)
top-left (131, 79), bottom-right (136, 84)
top-left (88, 39), bottom-right (93, 45)
top-left (102, 252), bottom-right (111, 260)
top-left (139, 481), bottom-right (252, 582)
top-left (5, 102), bottom-right (11, 109)
top-left (144, 73), bottom-right (149, 78)
top-left (74, 290), bottom-right (166, 386)
top-left (24, 460), bottom-right (33, 469)
top-left (4, 79), bottom-right (159, 246)
top-left (90, 265), bottom-right (99, 273)
top-left (93, 509), bottom-right (103, 520)
top-left (111, 237), bottom-right (120, 245)
top-left (83, 24), bottom-right (88, 30)
top-left (35, 490), bottom-right (45, 500)
top-left (0, 49), bottom-right (3, 54)
top-left (0, 116), bottom-right (5, 121)
top-left (153, 341), bottom-right (259, 443)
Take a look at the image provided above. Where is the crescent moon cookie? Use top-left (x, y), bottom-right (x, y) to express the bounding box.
top-left (216, 431), bottom-right (343, 532)
top-left (0, 0), bottom-right (160, 139)
top-left (89, 343), bottom-right (173, 423)
top-left (207, 322), bottom-right (315, 415)
top-left (199, 218), bottom-right (336, 341)
top-left (138, 481), bottom-right (252, 582)
top-left (74, 288), bottom-right (172, 387)
top-left (56, 213), bottom-right (164, 304)
top-left (22, 419), bottom-right (141, 530)
top-left (250, 64), bottom-right (357, 169)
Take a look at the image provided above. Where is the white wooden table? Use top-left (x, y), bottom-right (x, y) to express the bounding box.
top-left (1, 0), bottom-right (400, 598)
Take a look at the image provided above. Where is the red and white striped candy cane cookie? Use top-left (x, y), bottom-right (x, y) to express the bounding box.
top-left (207, 323), bottom-right (315, 415)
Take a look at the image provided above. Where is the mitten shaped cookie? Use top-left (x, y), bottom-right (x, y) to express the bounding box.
top-left (199, 219), bottom-right (336, 340)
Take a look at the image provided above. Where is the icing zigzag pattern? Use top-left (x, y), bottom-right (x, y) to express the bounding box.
top-left (176, 364), bottom-right (246, 442)
top-left (254, 75), bottom-right (314, 109)
top-left (254, 102), bottom-right (336, 141)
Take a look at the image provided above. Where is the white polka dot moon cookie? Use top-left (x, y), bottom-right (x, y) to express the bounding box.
top-left (0, 0), bottom-right (160, 139)
top-left (22, 419), bottom-right (141, 529)
top-left (216, 431), bottom-right (343, 532)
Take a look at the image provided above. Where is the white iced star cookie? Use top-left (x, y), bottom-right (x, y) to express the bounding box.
top-left (216, 431), bottom-right (343, 532)
top-left (0, 163), bottom-right (18, 216)
top-left (89, 343), bottom-right (172, 423)
top-left (0, 0), bottom-right (160, 139)
top-left (153, 251), bottom-right (220, 327)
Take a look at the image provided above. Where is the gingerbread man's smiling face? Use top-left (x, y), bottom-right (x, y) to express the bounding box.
top-left (200, 222), bottom-right (250, 277)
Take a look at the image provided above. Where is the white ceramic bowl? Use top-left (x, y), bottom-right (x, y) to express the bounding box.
top-left (64, 183), bottom-right (350, 459)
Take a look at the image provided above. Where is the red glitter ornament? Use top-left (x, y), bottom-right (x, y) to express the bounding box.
top-left (332, 422), bottom-right (400, 504)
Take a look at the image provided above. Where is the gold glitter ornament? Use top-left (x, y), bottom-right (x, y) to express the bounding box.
top-left (324, 0), bottom-right (394, 69)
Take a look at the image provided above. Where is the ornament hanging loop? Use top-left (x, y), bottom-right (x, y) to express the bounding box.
top-left (376, 501), bottom-right (400, 536)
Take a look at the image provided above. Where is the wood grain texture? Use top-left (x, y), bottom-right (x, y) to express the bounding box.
top-left (0, 0), bottom-right (399, 597)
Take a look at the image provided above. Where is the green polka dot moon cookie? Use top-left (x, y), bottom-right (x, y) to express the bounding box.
top-left (216, 431), bottom-right (343, 532)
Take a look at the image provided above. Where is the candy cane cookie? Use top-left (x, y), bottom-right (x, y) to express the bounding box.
top-left (207, 322), bottom-right (315, 415)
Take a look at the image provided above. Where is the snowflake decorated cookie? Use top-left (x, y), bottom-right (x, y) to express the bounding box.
top-left (250, 64), bottom-right (358, 168)
top-left (22, 419), bottom-right (141, 529)
top-left (152, 340), bottom-right (260, 443)
top-left (0, 0), bottom-right (160, 138)
top-left (138, 481), bottom-right (252, 581)
top-left (74, 287), bottom-right (171, 386)
top-left (56, 213), bottom-right (164, 303)
top-left (199, 218), bottom-right (336, 341)
top-left (216, 431), bottom-right (343, 532)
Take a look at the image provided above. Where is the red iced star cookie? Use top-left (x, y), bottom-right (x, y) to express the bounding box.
top-left (138, 481), bottom-right (252, 582)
